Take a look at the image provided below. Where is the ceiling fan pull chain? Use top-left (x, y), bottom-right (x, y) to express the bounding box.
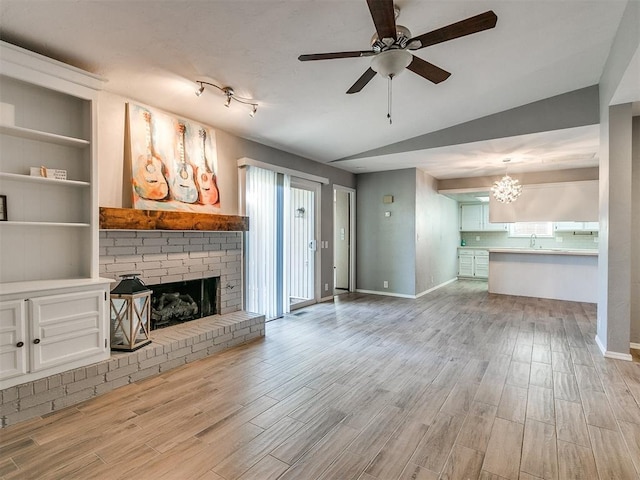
top-left (387, 75), bottom-right (393, 125)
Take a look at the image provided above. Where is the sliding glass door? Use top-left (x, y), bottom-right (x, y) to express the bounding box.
top-left (244, 166), bottom-right (319, 319)
top-left (288, 179), bottom-right (318, 310)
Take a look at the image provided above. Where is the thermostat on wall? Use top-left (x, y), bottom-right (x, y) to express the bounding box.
top-left (383, 195), bottom-right (394, 204)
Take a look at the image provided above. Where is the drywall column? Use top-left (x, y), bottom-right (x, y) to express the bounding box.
top-left (356, 169), bottom-right (417, 296)
top-left (597, 103), bottom-right (633, 358)
top-left (631, 117), bottom-right (640, 345)
top-left (596, 0), bottom-right (639, 359)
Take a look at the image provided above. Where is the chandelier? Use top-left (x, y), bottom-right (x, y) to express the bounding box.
top-left (491, 159), bottom-right (523, 203)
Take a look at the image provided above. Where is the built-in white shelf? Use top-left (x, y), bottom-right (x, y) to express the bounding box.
top-left (0, 124), bottom-right (90, 148)
top-left (0, 172), bottom-right (90, 187)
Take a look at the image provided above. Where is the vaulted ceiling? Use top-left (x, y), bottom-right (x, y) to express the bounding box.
top-left (0, 1), bottom-right (636, 177)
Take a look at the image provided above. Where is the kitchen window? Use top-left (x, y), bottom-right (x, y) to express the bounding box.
top-left (509, 222), bottom-right (554, 237)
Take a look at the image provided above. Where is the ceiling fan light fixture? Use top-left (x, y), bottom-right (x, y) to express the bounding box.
top-left (371, 49), bottom-right (412, 78)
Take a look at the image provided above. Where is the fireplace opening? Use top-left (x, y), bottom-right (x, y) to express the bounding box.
top-left (148, 277), bottom-right (219, 330)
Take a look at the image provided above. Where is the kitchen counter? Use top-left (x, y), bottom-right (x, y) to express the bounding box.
top-left (488, 249), bottom-right (598, 303)
top-left (488, 248), bottom-right (598, 256)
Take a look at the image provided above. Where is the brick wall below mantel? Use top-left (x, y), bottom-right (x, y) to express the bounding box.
top-left (99, 230), bottom-right (243, 314)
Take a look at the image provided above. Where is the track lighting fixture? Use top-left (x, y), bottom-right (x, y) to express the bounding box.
top-left (195, 81), bottom-right (258, 117)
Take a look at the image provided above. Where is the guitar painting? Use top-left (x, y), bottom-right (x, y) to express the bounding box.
top-left (195, 129), bottom-right (219, 205)
top-left (132, 111), bottom-right (169, 200)
top-left (170, 123), bottom-right (198, 204)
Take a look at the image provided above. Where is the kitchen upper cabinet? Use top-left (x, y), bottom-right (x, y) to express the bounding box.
top-left (460, 204), bottom-right (508, 232)
top-left (460, 204), bottom-right (483, 231)
top-left (554, 222), bottom-right (599, 232)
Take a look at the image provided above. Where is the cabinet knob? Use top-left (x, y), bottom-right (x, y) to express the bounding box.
top-left (16, 341), bottom-right (24, 348)
top-left (33, 339), bottom-right (41, 344)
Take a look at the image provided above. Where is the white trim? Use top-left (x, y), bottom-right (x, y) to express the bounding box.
top-left (415, 278), bottom-right (458, 298)
top-left (320, 295), bottom-right (334, 303)
top-left (238, 157), bottom-right (329, 185)
top-left (333, 185), bottom-right (356, 293)
top-left (595, 335), bottom-right (633, 361)
top-left (630, 342), bottom-right (640, 350)
top-left (356, 289), bottom-right (416, 299)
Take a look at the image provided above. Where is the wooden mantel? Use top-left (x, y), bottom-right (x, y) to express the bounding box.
top-left (99, 207), bottom-right (249, 231)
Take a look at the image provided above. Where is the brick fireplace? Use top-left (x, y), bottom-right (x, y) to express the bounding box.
top-left (99, 230), bottom-right (242, 314)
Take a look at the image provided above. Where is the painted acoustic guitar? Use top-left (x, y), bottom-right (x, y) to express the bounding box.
top-left (195, 129), bottom-right (220, 205)
top-left (170, 123), bottom-right (198, 204)
top-left (133, 111), bottom-right (169, 200)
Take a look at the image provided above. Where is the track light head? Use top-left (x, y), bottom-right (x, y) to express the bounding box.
top-left (195, 81), bottom-right (258, 116)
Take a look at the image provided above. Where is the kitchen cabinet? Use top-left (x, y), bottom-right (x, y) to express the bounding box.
top-left (0, 285), bottom-right (109, 388)
top-left (458, 249), bottom-right (489, 279)
top-left (460, 204), bottom-right (508, 232)
top-left (554, 222), bottom-right (599, 232)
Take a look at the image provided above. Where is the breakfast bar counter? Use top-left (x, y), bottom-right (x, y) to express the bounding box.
top-left (488, 248), bottom-right (598, 303)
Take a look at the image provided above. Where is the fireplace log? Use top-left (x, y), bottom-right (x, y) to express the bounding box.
top-left (99, 207), bottom-right (249, 232)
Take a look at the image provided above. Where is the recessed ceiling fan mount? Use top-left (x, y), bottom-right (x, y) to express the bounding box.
top-left (298, 0), bottom-right (498, 94)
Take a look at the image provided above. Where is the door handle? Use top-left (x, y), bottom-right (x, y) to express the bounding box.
top-left (308, 240), bottom-right (317, 251)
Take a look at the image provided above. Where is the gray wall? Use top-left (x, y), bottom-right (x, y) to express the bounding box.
top-left (357, 169), bottom-right (417, 295)
top-left (632, 116), bottom-right (640, 344)
top-left (415, 169), bottom-right (459, 294)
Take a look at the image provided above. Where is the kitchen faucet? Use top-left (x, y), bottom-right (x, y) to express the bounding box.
top-left (530, 233), bottom-right (537, 248)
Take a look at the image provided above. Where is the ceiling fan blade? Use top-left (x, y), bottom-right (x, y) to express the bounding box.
top-left (409, 10), bottom-right (498, 50)
top-left (407, 56), bottom-right (451, 84)
top-left (298, 51), bottom-right (374, 61)
top-left (366, 0), bottom-right (397, 41)
top-left (346, 67), bottom-right (377, 94)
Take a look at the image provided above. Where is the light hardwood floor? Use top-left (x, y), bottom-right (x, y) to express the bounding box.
top-left (1, 280), bottom-right (639, 480)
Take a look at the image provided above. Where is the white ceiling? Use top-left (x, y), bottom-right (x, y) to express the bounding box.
top-left (0, 1), bottom-right (636, 178)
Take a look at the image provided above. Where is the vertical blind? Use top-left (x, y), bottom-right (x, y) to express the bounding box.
top-left (245, 166), bottom-right (280, 319)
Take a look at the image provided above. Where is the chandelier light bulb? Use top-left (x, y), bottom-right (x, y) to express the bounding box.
top-left (491, 174), bottom-right (523, 203)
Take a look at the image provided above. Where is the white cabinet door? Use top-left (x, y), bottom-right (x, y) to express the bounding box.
top-left (583, 222), bottom-right (599, 231)
top-left (460, 204), bottom-right (483, 231)
top-left (29, 290), bottom-right (106, 372)
top-left (482, 204), bottom-right (508, 231)
top-left (458, 251), bottom-right (474, 277)
top-left (474, 251), bottom-right (489, 278)
top-left (0, 300), bottom-right (27, 381)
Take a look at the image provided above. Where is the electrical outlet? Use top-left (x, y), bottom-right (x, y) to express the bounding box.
top-left (594, 237), bottom-right (599, 243)
top-left (385, 211), bottom-right (391, 217)
top-left (475, 236), bottom-right (480, 241)
top-left (556, 236), bottom-right (563, 243)
top-left (383, 280), bottom-right (388, 288)
top-left (324, 283), bottom-right (328, 291)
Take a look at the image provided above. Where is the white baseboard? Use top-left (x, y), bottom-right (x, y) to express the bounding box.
top-left (357, 278), bottom-right (458, 300)
top-left (415, 278), bottom-right (458, 298)
top-left (595, 335), bottom-right (633, 361)
top-left (630, 342), bottom-right (640, 350)
top-left (355, 289), bottom-right (416, 299)
top-left (320, 295), bottom-right (334, 303)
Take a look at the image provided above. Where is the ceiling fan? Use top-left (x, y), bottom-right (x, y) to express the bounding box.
top-left (298, 0), bottom-right (498, 95)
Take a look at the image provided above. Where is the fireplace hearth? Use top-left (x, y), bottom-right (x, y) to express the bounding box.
top-left (148, 277), bottom-right (219, 330)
